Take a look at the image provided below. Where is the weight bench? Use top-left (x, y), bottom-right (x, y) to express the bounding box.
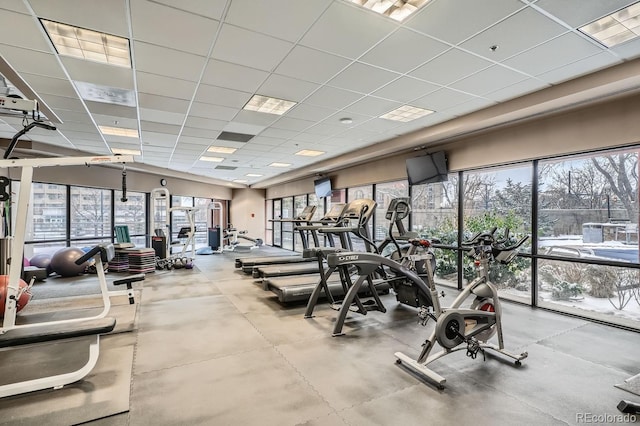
top-left (113, 273), bottom-right (145, 304)
top-left (0, 317), bottom-right (116, 398)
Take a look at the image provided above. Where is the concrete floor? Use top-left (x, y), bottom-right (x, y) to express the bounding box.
top-left (11, 246), bottom-right (640, 425)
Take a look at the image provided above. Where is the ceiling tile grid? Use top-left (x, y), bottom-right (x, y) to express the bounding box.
top-left (1, 0), bottom-right (639, 186)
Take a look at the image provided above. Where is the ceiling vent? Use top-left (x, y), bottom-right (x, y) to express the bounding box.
top-left (217, 131), bottom-right (254, 143)
top-left (215, 165), bottom-right (237, 170)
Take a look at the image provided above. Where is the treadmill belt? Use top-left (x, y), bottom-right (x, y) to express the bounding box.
top-left (265, 274), bottom-right (390, 303)
top-left (241, 256), bottom-right (313, 274)
top-left (235, 253), bottom-right (299, 268)
top-left (253, 262), bottom-right (322, 278)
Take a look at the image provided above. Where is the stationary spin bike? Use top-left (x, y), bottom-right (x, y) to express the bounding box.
top-left (394, 229), bottom-right (529, 389)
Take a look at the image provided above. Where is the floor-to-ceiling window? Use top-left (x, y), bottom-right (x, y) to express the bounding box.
top-left (537, 148), bottom-right (640, 327)
top-left (70, 186), bottom-right (112, 248)
top-left (375, 180), bottom-right (408, 243)
top-left (273, 199), bottom-right (282, 247)
top-left (348, 185), bottom-right (374, 251)
top-left (293, 195), bottom-right (308, 252)
top-left (462, 164), bottom-right (532, 302)
top-left (114, 190), bottom-right (146, 247)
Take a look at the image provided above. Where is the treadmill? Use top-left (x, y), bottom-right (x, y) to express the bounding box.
top-left (234, 205), bottom-right (316, 271)
top-left (265, 198), bottom-right (390, 303)
top-left (251, 203), bottom-right (347, 278)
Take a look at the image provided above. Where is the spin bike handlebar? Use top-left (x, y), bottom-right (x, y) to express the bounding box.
top-left (462, 229), bottom-right (529, 264)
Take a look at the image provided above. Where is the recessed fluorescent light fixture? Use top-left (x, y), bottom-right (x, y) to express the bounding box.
top-left (269, 162), bottom-right (291, 167)
top-left (207, 146), bottom-right (237, 154)
top-left (199, 156), bottom-right (224, 162)
top-left (246, 173), bottom-right (263, 177)
top-left (380, 105), bottom-right (434, 122)
top-left (350, 0), bottom-right (431, 22)
top-left (579, 2), bottom-right (640, 47)
top-left (110, 148), bottom-right (141, 155)
top-left (243, 95), bottom-right (296, 115)
top-left (295, 149), bottom-right (325, 157)
top-left (233, 179), bottom-right (248, 183)
top-left (99, 125), bottom-right (139, 138)
top-left (41, 19), bottom-right (131, 67)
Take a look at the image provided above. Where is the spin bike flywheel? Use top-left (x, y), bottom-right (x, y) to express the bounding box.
top-left (469, 297), bottom-right (497, 343)
top-left (435, 298), bottom-right (497, 350)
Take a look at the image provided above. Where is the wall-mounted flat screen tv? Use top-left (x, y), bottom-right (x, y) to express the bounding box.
top-left (406, 151), bottom-right (448, 185)
top-left (314, 177), bottom-right (332, 198)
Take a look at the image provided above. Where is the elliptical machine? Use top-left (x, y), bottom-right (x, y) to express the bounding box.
top-left (394, 228), bottom-right (529, 389)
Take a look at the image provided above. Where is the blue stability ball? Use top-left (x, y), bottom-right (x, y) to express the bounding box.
top-left (50, 247), bottom-right (88, 277)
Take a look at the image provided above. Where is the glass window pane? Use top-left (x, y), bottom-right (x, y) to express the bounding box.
top-left (538, 260), bottom-right (640, 328)
top-left (282, 197), bottom-right (294, 250)
top-left (194, 198), bottom-right (211, 247)
top-left (462, 165), bottom-right (532, 300)
top-left (375, 181), bottom-right (408, 242)
top-left (266, 200), bottom-right (273, 246)
top-left (70, 186), bottom-right (111, 240)
top-left (171, 196), bottom-right (194, 243)
top-left (411, 175), bottom-right (459, 245)
top-left (26, 182), bottom-right (67, 242)
top-left (273, 200), bottom-right (282, 246)
top-left (348, 185), bottom-right (374, 251)
top-left (294, 195), bottom-right (307, 252)
top-left (539, 149), bottom-right (639, 263)
top-left (114, 190), bottom-right (146, 239)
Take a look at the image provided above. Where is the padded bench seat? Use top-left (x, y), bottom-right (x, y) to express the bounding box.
top-left (0, 317), bottom-right (116, 349)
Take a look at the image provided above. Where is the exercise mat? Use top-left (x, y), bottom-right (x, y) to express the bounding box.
top-left (0, 294), bottom-right (138, 425)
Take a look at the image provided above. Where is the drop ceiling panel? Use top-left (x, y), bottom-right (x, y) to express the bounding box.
top-left (137, 72), bottom-right (197, 101)
top-left (130, 0), bottom-right (216, 56)
top-left (92, 114), bottom-right (137, 129)
top-left (54, 109), bottom-right (93, 123)
top-left (460, 8), bottom-right (569, 62)
top-left (304, 123), bottom-right (345, 136)
top-left (194, 84), bottom-right (252, 108)
top-left (226, 0), bottom-right (330, 42)
top-left (259, 127), bottom-right (299, 139)
top-left (85, 101), bottom-right (137, 118)
top-left (537, 52), bottom-right (622, 84)
top-left (410, 48), bottom-right (492, 86)
top-left (611, 38), bottom-right (640, 60)
top-left (343, 96), bottom-right (402, 117)
top-left (534, 0), bottom-right (638, 28)
top-left (201, 59), bottom-right (269, 92)
top-left (139, 108), bottom-right (186, 126)
top-left (251, 136), bottom-right (287, 146)
top-left (0, 46), bottom-right (66, 79)
top-left (413, 87), bottom-right (479, 111)
top-left (407, 0), bottom-right (524, 45)
top-left (484, 78), bottom-right (549, 102)
top-left (300, 1), bottom-right (396, 59)
top-left (328, 62), bottom-right (400, 94)
top-left (141, 132), bottom-right (177, 147)
top-left (288, 133), bottom-right (325, 143)
top-left (231, 110), bottom-right (280, 127)
top-left (303, 86), bottom-right (362, 110)
top-left (21, 73), bottom-right (77, 97)
top-left (184, 116), bottom-right (227, 131)
top-left (257, 74), bottom-right (319, 103)
top-left (270, 117), bottom-right (315, 132)
top-left (189, 102), bottom-right (238, 120)
top-left (177, 135), bottom-right (213, 146)
top-left (504, 33), bottom-right (604, 77)
top-left (41, 94), bottom-right (86, 112)
top-left (151, 0), bottom-right (228, 20)
top-left (0, 11), bottom-right (49, 51)
top-left (275, 46), bottom-right (351, 84)
top-left (62, 130), bottom-right (104, 141)
top-left (62, 59), bottom-right (134, 91)
top-left (372, 76), bottom-right (440, 103)
top-left (134, 42), bottom-right (207, 82)
top-left (450, 65), bottom-right (527, 96)
top-left (286, 103), bottom-right (336, 122)
top-left (140, 121), bottom-right (181, 134)
top-left (211, 24), bottom-right (293, 72)
top-left (359, 28), bottom-right (450, 74)
top-left (29, 0), bottom-right (129, 37)
top-left (0, 1), bottom-right (29, 13)
top-left (138, 93), bottom-right (190, 114)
